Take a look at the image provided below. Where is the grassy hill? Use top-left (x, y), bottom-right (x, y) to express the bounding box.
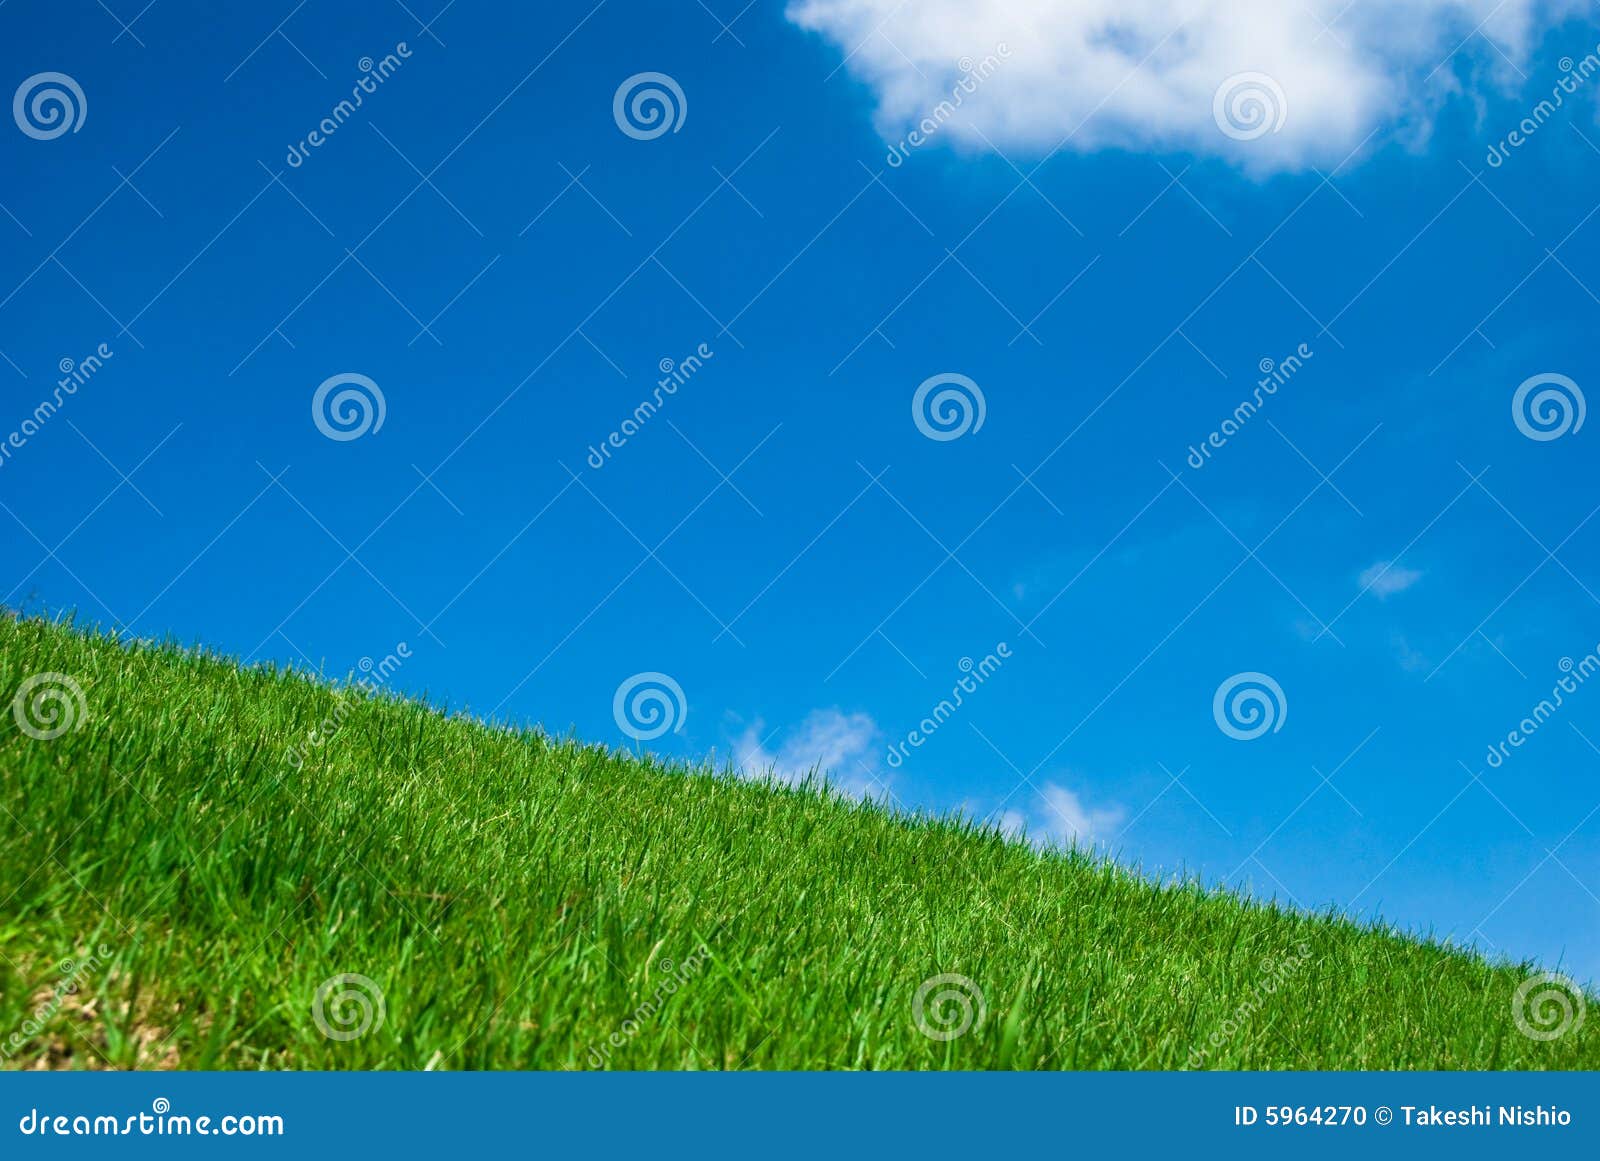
top-left (0, 615), bottom-right (1593, 1070)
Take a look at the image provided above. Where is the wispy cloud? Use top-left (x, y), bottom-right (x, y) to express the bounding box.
top-left (1359, 560), bottom-right (1423, 598)
top-left (998, 780), bottom-right (1125, 850)
top-left (1392, 633), bottom-right (1430, 673)
top-left (787, 0), bottom-right (1579, 171)
top-left (732, 708), bottom-right (887, 800)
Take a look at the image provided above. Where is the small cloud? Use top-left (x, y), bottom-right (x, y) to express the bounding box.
top-left (1359, 560), bottom-right (1422, 598)
top-left (732, 708), bottom-right (886, 800)
top-left (998, 780), bottom-right (1125, 850)
top-left (1392, 634), bottom-right (1429, 673)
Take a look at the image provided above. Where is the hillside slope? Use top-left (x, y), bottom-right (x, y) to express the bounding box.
top-left (0, 616), bottom-right (1593, 1069)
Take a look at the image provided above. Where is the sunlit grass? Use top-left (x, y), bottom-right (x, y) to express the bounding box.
top-left (0, 614), bottom-right (1593, 1070)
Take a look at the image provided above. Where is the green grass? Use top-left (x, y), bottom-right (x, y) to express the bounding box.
top-left (0, 614), bottom-right (1593, 1070)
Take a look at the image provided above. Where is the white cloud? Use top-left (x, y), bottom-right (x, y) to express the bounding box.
top-left (1359, 559), bottom-right (1422, 597)
top-left (786, 0), bottom-right (1579, 171)
top-left (733, 708), bottom-right (887, 799)
top-left (998, 779), bottom-right (1125, 850)
top-left (1392, 633), bottom-right (1430, 672)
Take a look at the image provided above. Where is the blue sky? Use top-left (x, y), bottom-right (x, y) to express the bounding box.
top-left (4, 0), bottom-right (1600, 985)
